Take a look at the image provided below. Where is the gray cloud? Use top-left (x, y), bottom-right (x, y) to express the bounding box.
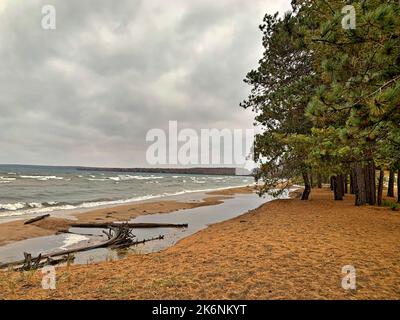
top-left (0, 0), bottom-right (291, 167)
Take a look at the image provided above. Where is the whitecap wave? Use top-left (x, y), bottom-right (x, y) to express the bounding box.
top-left (20, 175), bottom-right (64, 181)
top-left (109, 175), bottom-right (164, 181)
top-left (0, 201), bottom-right (63, 212)
top-left (0, 202), bottom-right (26, 211)
top-left (87, 178), bottom-right (108, 181)
top-left (0, 177), bottom-right (16, 181)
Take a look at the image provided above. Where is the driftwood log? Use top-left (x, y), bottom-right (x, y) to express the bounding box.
top-left (24, 214), bottom-right (50, 225)
top-left (70, 222), bottom-right (188, 229)
top-left (15, 254), bottom-right (75, 271)
top-left (111, 235), bottom-right (165, 250)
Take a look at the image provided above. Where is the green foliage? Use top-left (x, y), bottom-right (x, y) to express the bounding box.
top-left (242, 0), bottom-right (400, 198)
top-left (307, 0), bottom-right (400, 170)
top-left (241, 9), bottom-right (316, 194)
top-left (382, 200), bottom-right (400, 211)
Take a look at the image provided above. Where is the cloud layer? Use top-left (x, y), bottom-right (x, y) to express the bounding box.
top-left (0, 0), bottom-right (291, 166)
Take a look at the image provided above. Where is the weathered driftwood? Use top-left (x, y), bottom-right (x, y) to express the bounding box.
top-left (22, 252), bottom-right (42, 270)
top-left (0, 225), bottom-right (126, 269)
top-left (70, 222), bottom-right (188, 229)
top-left (111, 235), bottom-right (165, 250)
top-left (24, 214), bottom-right (50, 225)
top-left (55, 230), bottom-right (98, 237)
top-left (15, 254), bottom-right (75, 271)
top-left (0, 224), bottom-right (166, 271)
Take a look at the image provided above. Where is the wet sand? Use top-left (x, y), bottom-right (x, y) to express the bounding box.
top-left (1, 187), bottom-right (400, 299)
top-left (0, 186), bottom-right (253, 246)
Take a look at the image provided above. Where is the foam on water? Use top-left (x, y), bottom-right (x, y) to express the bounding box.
top-left (20, 175), bottom-right (64, 181)
top-left (60, 234), bottom-right (89, 250)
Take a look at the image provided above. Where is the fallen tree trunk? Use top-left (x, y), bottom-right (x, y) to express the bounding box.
top-left (70, 222), bottom-right (188, 229)
top-left (24, 214), bottom-right (50, 225)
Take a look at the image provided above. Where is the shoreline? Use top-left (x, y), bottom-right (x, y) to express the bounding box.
top-left (2, 187), bottom-right (400, 299)
top-left (0, 183), bottom-right (255, 224)
top-left (0, 186), bottom-right (255, 247)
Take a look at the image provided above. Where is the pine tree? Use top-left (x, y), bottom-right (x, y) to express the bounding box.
top-left (304, 0), bottom-right (400, 205)
top-left (241, 8), bottom-right (316, 199)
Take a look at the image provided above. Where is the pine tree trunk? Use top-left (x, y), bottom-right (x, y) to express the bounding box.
top-left (369, 163), bottom-right (376, 205)
top-left (378, 169), bottom-right (384, 206)
top-left (398, 170), bottom-right (400, 203)
top-left (364, 162), bottom-right (376, 205)
top-left (317, 174), bottom-right (322, 188)
top-left (344, 174), bottom-right (348, 194)
top-left (388, 169), bottom-right (395, 197)
top-left (354, 163), bottom-right (367, 206)
top-left (350, 171), bottom-right (355, 194)
top-left (301, 171), bottom-right (311, 200)
top-left (333, 175), bottom-right (344, 200)
top-left (332, 176), bottom-right (337, 199)
top-left (364, 165), bottom-right (371, 204)
top-left (340, 175), bottom-right (345, 198)
top-left (330, 177), bottom-right (334, 191)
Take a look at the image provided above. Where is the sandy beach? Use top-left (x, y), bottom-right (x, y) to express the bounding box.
top-left (1, 187), bottom-right (399, 300)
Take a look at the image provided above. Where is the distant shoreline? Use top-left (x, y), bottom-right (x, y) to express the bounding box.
top-left (76, 166), bottom-right (251, 176)
top-left (0, 164), bottom-right (252, 176)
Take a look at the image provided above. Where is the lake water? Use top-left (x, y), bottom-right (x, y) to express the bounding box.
top-left (0, 164), bottom-right (251, 221)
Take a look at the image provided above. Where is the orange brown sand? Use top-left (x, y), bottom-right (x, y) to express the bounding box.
top-left (1, 187), bottom-right (400, 300)
top-left (0, 186), bottom-right (253, 246)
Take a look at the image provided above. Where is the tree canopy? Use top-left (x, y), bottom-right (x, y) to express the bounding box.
top-left (243, 0), bottom-right (400, 205)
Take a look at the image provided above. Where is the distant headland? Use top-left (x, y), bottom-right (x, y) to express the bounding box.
top-left (75, 166), bottom-right (252, 176)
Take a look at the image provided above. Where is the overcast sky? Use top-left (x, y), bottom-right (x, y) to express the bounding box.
top-left (0, 0), bottom-right (291, 167)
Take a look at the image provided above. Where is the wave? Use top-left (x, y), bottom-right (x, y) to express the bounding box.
top-left (109, 175), bottom-right (164, 181)
top-left (0, 202), bottom-right (26, 211)
top-left (19, 175), bottom-right (64, 181)
top-left (0, 201), bottom-right (66, 212)
top-left (86, 175), bottom-right (164, 182)
top-left (0, 177), bottom-right (16, 181)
